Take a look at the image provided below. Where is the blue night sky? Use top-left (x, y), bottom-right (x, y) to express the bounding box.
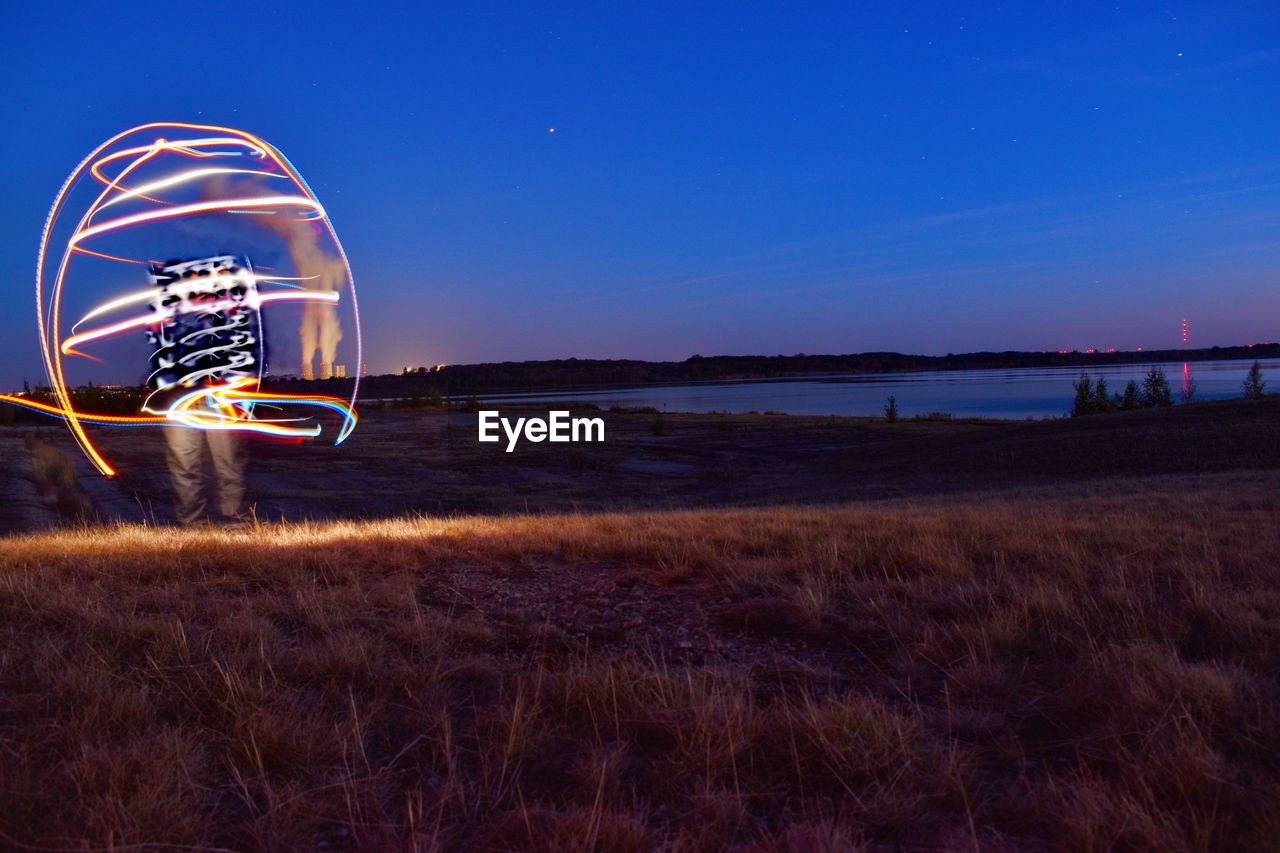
top-left (2, 1), bottom-right (1278, 387)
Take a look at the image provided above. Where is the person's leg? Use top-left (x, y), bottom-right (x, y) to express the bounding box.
top-left (164, 425), bottom-right (207, 525)
top-left (206, 429), bottom-right (248, 520)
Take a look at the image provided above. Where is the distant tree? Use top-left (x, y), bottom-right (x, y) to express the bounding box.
top-left (427, 389), bottom-right (443, 408)
top-left (1141, 367), bottom-right (1172, 407)
top-left (1092, 376), bottom-right (1114, 413)
top-left (1071, 373), bottom-right (1094, 417)
top-left (883, 395), bottom-right (898, 423)
top-left (1243, 361), bottom-right (1266, 399)
top-left (1119, 380), bottom-right (1141, 410)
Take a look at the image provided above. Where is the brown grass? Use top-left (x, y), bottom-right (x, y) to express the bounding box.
top-left (1, 472), bottom-right (1279, 850)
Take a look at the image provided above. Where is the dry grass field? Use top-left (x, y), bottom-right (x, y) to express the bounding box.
top-left (1, 469), bottom-right (1278, 850)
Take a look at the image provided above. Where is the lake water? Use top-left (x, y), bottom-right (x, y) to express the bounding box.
top-left (476, 358), bottom-right (1280, 420)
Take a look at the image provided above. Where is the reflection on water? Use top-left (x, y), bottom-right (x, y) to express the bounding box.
top-left (478, 359), bottom-right (1280, 420)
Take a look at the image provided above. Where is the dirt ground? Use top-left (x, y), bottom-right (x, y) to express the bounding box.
top-left (2, 399), bottom-right (1278, 848)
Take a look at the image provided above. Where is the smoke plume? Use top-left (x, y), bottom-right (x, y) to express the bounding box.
top-left (204, 175), bottom-right (345, 379)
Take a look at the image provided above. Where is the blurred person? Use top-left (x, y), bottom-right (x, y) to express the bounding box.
top-left (145, 258), bottom-right (257, 526)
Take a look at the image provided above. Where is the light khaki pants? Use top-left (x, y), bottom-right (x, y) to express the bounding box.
top-left (164, 426), bottom-right (247, 525)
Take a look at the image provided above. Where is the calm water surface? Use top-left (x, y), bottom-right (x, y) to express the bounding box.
top-left (477, 358), bottom-right (1280, 419)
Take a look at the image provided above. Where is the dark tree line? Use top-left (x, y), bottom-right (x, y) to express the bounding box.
top-left (1071, 361), bottom-right (1270, 417)
top-left (293, 344), bottom-right (1280, 400)
top-left (1071, 368), bottom-right (1173, 416)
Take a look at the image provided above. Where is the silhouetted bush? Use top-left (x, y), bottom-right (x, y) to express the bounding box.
top-left (1074, 370), bottom-right (1175, 415)
top-left (1093, 377), bottom-right (1115, 413)
top-left (1120, 380), bottom-right (1141, 410)
top-left (1243, 361), bottom-right (1266, 399)
top-left (1071, 373), bottom-right (1094, 417)
top-left (1142, 368), bottom-right (1172, 407)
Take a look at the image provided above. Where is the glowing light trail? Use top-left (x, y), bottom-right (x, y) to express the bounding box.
top-left (95, 167), bottom-right (284, 211)
top-left (70, 197), bottom-right (324, 247)
top-left (0, 376), bottom-right (357, 440)
top-left (71, 274), bottom-right (322, 330)
top-left (0, 395), bottom-right (166, 424)
top-left (71, 246), bottom-right (156, 265)
top-left (22, 122), bottom-right (362, 476)
top-left (63, 291), bottom-right (340, 353)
